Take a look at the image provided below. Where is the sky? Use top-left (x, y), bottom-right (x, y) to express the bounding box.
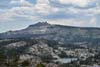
top-left (0, 0), bottom-right (100, 33)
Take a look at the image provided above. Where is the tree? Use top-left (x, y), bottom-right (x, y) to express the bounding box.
top-left (36, 63), bottom-right (45, 67)
top-left (0, 51), bottom-right (6, 66)
top-left (21, 60), bottom-right (30, 67)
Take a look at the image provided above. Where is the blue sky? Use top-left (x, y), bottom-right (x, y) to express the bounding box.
top-left (0, 0), bottom-right (100, 33)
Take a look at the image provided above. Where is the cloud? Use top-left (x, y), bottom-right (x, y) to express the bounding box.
top-left (0, 0), bottom-right (59, 22)
top-left (48, 17), bottom-right (98, 27)
top-left (0, 0), bottom-right (12, 9)
top-left (58, 0), bottom-right (96, 7)
top-left (90, 17), bottom-right (97, 26)
top-left (49, 19), bottom-right (84, 26)
top-left (10, 0), bottom-right (58, 15)
top-left (34, 0), bottom-right (58, 15)
top-left (10, 0), bottom-right (33, 7)
top-left (0, 0), bottom-right (99, 28)
top-left (0, 7), bottom-right (38, 22)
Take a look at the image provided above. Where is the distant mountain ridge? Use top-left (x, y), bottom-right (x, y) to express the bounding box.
top-left (0, 22), bottom-right (100, 45)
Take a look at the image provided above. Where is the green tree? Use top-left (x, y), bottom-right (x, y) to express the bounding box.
top-left (0, 51), bottom-right (6, 66)
top-left (21, 60), bottom-right (30, 67)
top-left (36, 63), bottom-right (45, 67)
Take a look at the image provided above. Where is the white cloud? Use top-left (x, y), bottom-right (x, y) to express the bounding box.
top-left (48, 19), bottom-right (84, 26)
top-left (10, 0), bottom-right (58, 15)
top-left (58, 0), bottom-right (96, 7)
top-left (0, 7), bottom-right (38, 22)
top-left (63, 3), bottom-right (100, 17)
top-left (48, 18), bottom-right (97, 27)
top-left (0, 0), bottom-right (99, 27)
top-left (10, 0), bottom-right (33, 7)
top-left (90, 17), bottom-right (97, 27)
top-left (20, 0), bottom-right (33, 7)
top-left (34, 0), bottom-right (58, 15)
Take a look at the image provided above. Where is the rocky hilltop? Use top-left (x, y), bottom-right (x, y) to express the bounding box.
top-left (0, 22), bottom-right (100, 45)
